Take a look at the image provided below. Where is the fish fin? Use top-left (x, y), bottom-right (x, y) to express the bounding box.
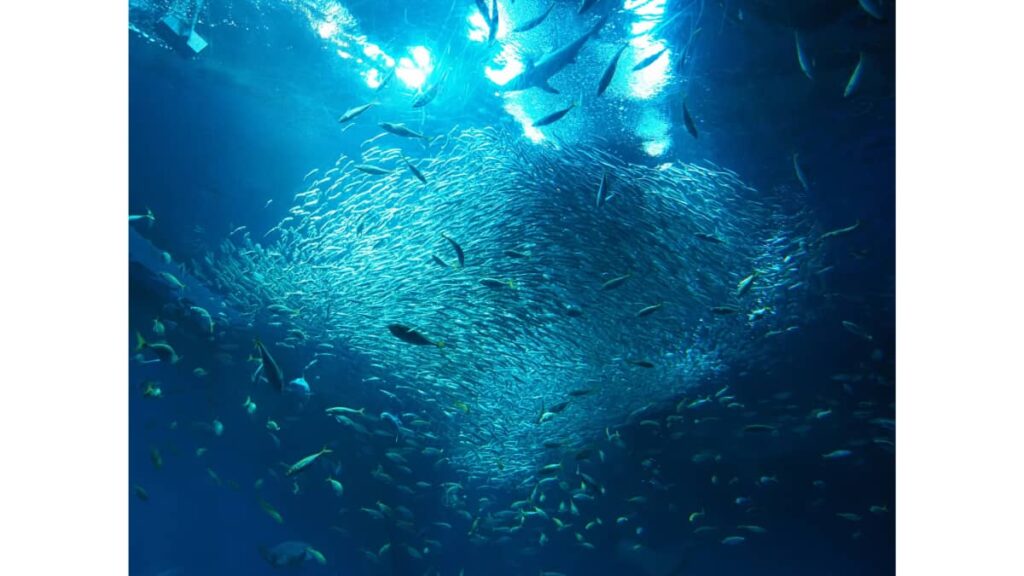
top-left (135, 332), bottom-right (146, 352)
top-left (540, 80), bottom-right (560, 94)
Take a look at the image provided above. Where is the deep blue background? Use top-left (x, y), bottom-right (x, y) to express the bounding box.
top-left (129, 1), bottom-right (894, 574)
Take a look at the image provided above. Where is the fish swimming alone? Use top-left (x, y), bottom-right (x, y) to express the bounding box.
top-left (402, 155), bottom-right (428, 184)
top-left (600, 273), bottom-right (631, 291)
top-left (388, 324), bottom-right (443, 347)
top-left (338, 103), bottom-right (373, 123)
top-left (285, 446), bottom-right (332, 477)
top-left (633, 47), bottom-right (668, 72)
top-left (844, 53), bottom-right (865, 98)
top-left (794, 31), bottom-right (814, 80)
top-left (515, 1), bottom-right (555, 33)
top-left (135, 332), bottom-right (180, 364)
top-left (254, 338), bottom-right (284, 391)
top-left (379, 122), bottom-right (429, 140)
top-left (683, 101), bottom-right (699, 139)
top-left (533, 102), bottom-right (577, 127)
top-left (504, 14), bottom-right (608, 94)
top-left (441, 233), bottom-right (465, 267)
top-left (597, 44), bottom-right (629, 96)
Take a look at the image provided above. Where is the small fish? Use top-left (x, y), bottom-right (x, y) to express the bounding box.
top-left (388, 324), bottom-right (444, 347)
top-left (135, 333), bottom-right (180, 364)
top-left (636, 303), bottom-right (664, 318)
top-left (627, 359), bottom-right (655, 368)
top-left (844, 53), bottom-right (865, 98)
top-left (794, 31), bottom-right (814, 80)
top-left (354, 164), bottom-right (391, 175)
top-left (338, 103), bottom-right (374, 123)
top-left (412, 78), bottom-right (443, 108)
top-left (842, 320), bottom-right (873, 341)
top-left (515, 2), bottom-right (555, 33)
top-left (538, 463), bottom-right (563, 476)
top-left (736, 273), bottom-right (756, 297)
top-left (595, 170), bottom-right (610, 208)
top-left (379, 122), bottom-right (429, 140)
top-left (597, 44), bottom-right (629, 96)
top-left (743, 424), bottom-right (776, 434)
top-left (326, 477), bottom-right (344, 496)
top-left (534, 101), bottom-right (577, 127)
top-left (151, 317), bottom-right (165, 336)
top-left (441, 233), bottom-right (465, 267)
top-left (325, 406), bottom-right (365, 417)
top-left (285, 446), bottom-right (332, 477)
top-left (133, 485), bottom-right (149, 501)
top-left (305, 547), bottom-right (326, 565)
top-left (480, 277), bottom-right (516, 289)
top-left (401, 155), bottom-right (428, 184)
top-left (738, 525), bottom-right (768, 534)
top-left (689, 509), bottom-right (705, 523)
top-left (870, 505), bottom-right (889, 515)
top-left (836, 512), bottom-right (863, 522)
top-left (711, 306), bottom-right (739, 315)
top-left (128, 208), bottom-right (155, 226)
top-left (683, 101), bottom-right (699, 139)
top-left (254, 338), bottom-right (284, 391)
top-left (258, 499), bottom-right (283, 523)
top-left (694, 232), bottom-right (724, 244)
top-left (600, 273), bottom-right (631, 291)
top-left (820, 220), bottom-right (860, 240)
top-left (190, 305), bottom-right (214, 334)
top-left (721, 536), bottom-right (746, 545)
top-left (633, 47), bottom-right (668, 72)
top-left (142, 381), bottom-right (162, 398)
top-left (159, 271), bottom-right (186, 292)
top-left (823, 449), bottom-right (853, 460)
top-left (793, 153), bottom-right (810, 191)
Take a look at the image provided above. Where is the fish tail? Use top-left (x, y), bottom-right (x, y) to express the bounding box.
top-left (135, 331), bottom-right (146, 352)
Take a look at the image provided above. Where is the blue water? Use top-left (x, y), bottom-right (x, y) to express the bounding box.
top-left (129, 1), bottom-right (894, 574)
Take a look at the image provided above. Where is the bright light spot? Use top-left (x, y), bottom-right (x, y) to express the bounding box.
top-left (411, 46), bottom-right (432, 71)
top-left (627, 0), bottom-right (666, 16)
top-left (337, 49), bottom-right (353, 59)
top-left (383, 55), bottom-right (395, 67)
top-left (397, 57), bottom-right (427, 89)
top-left (636, 111), bottom-right (670, 156)
top-left (503, 98), bottom-right (545, 143)
top-left (363, 43), bottom-right (383, 59)
top-left (643, 138), bottom-right (670, 157)
top-left (468, 11), bottom-right (488, 42)
top-left (485, 44), bottom-right (524, 86)
top-left (364, 68), bottom-right (381, 89)
top-left (317, 21), bottom-right (338, 39)
top-left (631, 21), bottom-right (656, 35)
